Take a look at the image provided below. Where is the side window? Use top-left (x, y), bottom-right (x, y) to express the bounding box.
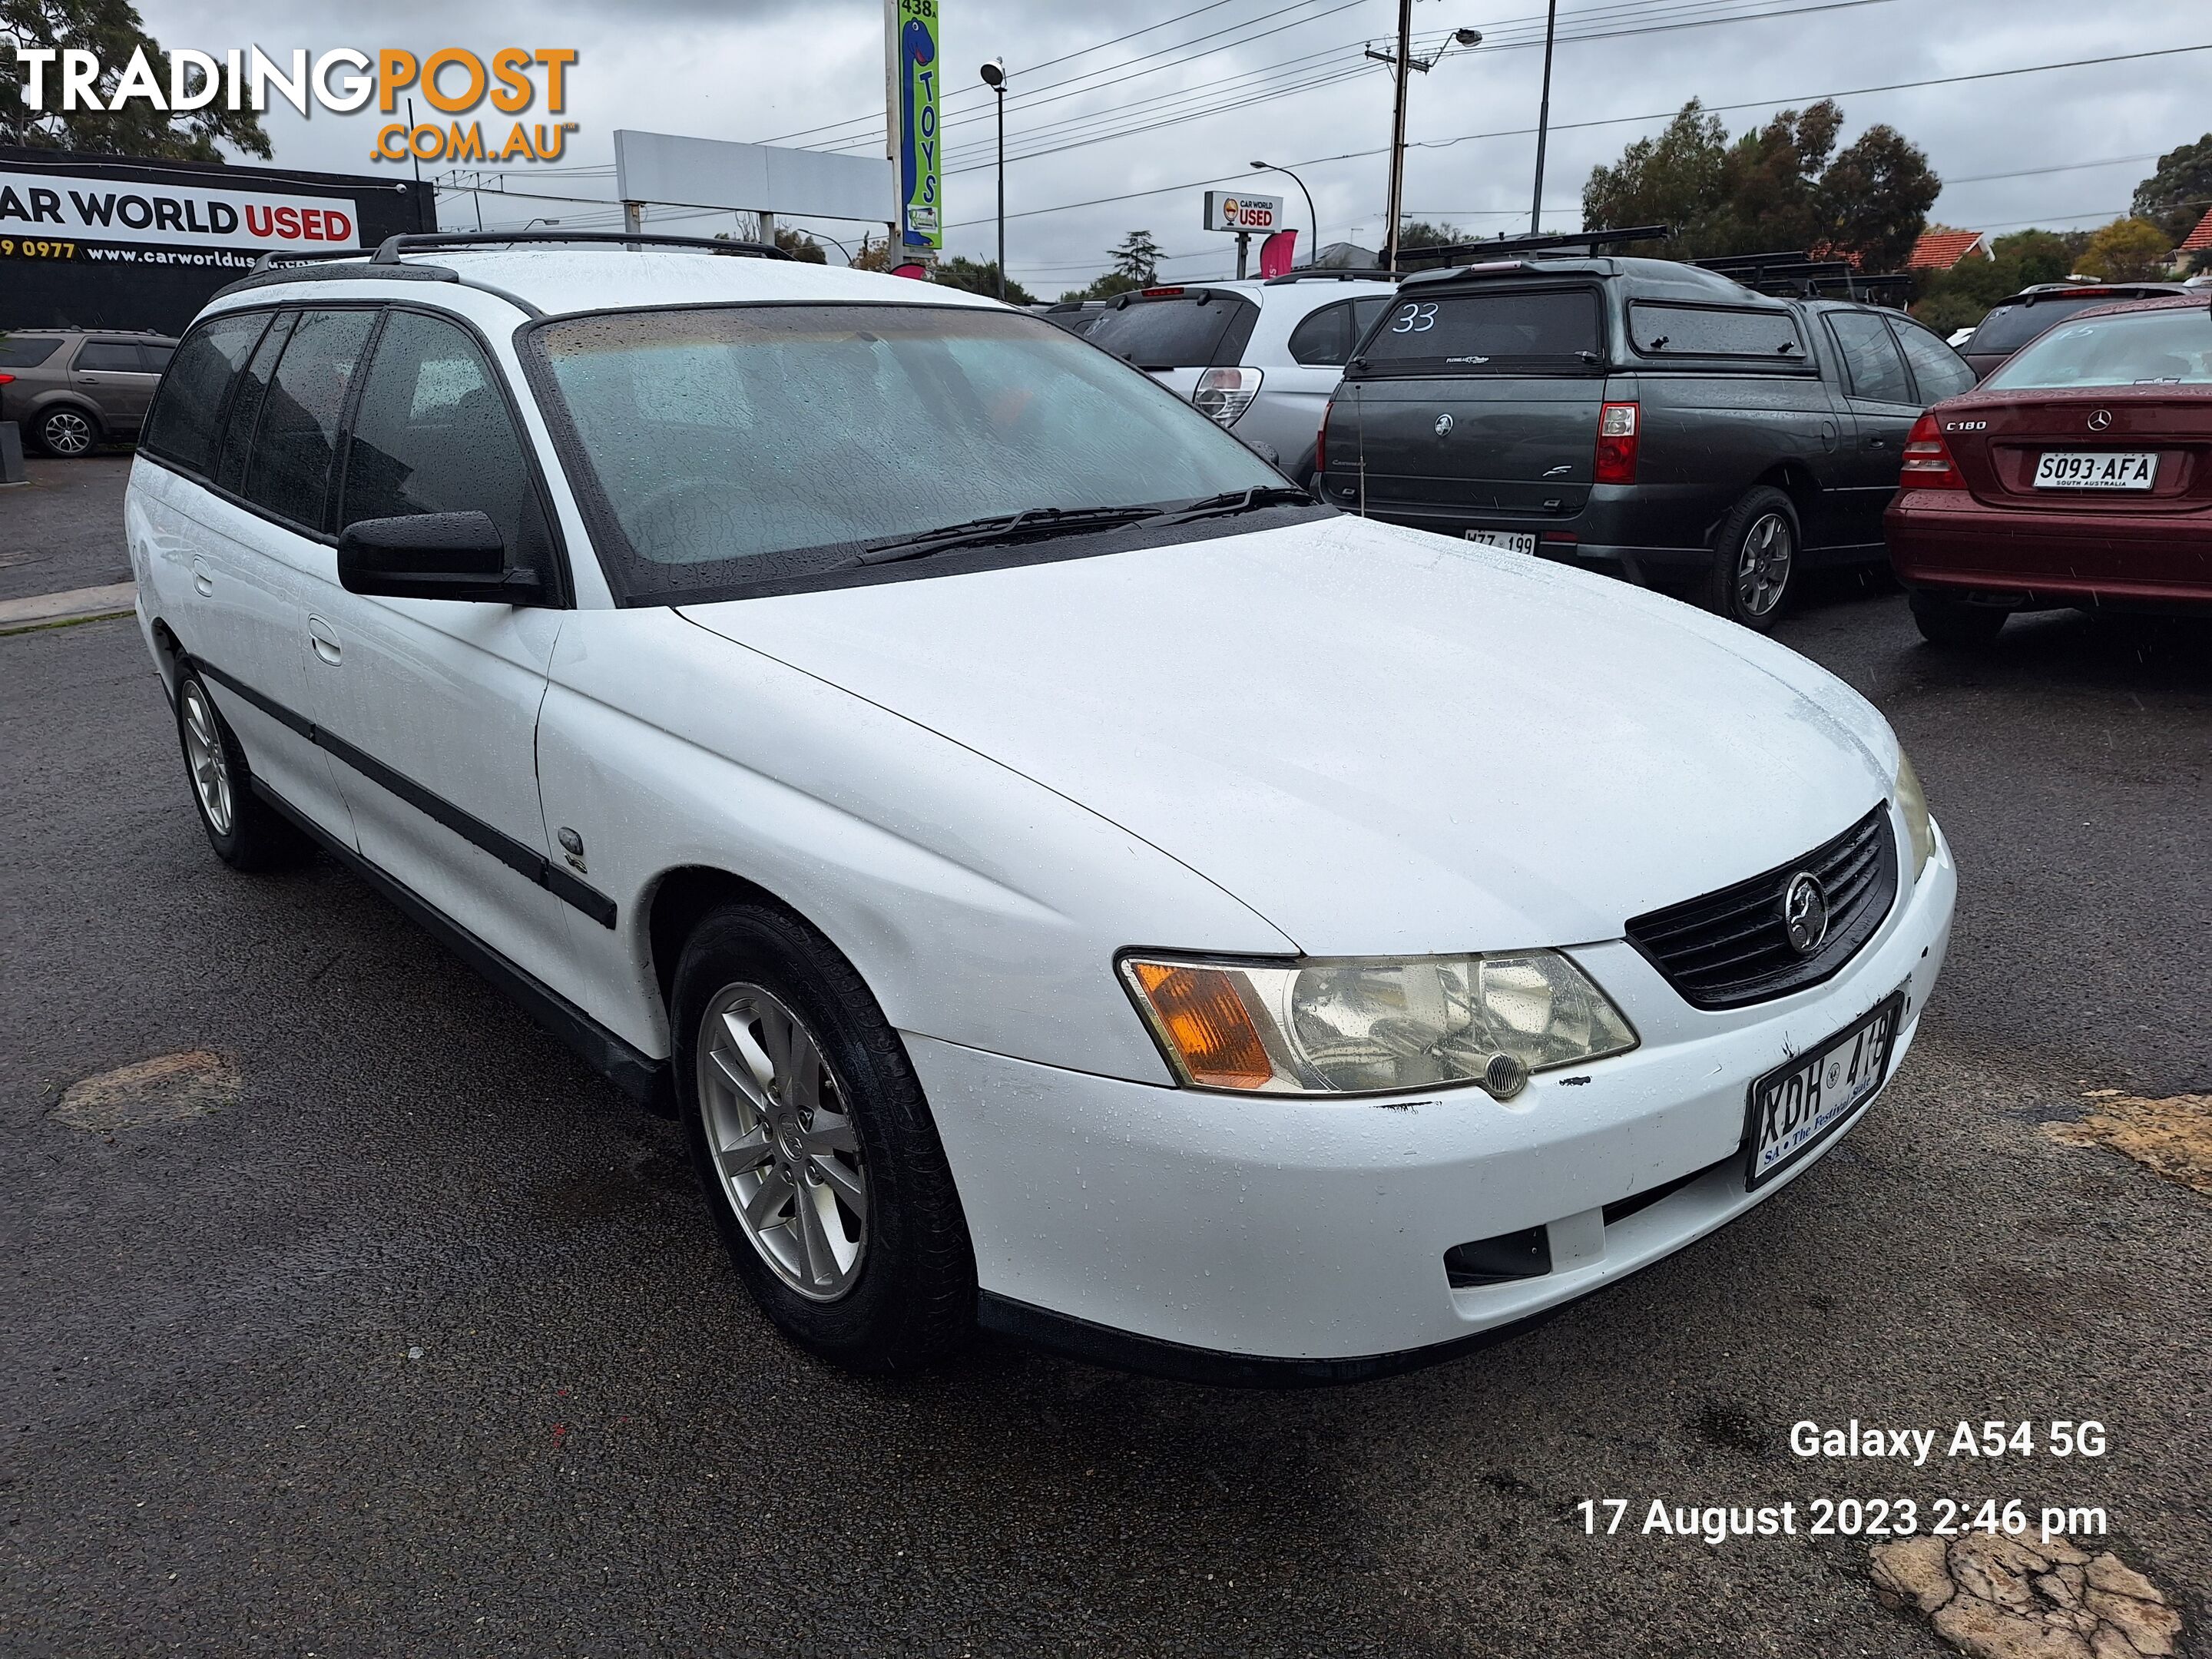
top-left (339, 310), bottom-right (547, 564)
top-left (0, 337), bottom-right (64, 368)
top-left (1287, 303), bottom-right (1352, 367)
top-left (1349, 296), bottom-right (1392, 343)
top-left (1889, 317), bottom-right (1976, 402)
top-left (247, 308), bottom-right (378, 532)
top-left (75, 341), bottom-right (146, 372)
top-left (139, 312), bottom-right (267, 477)
top-left (1826, 311), bottom-right (1914, 404)
top-left (144, 344), bottom-right (176, 373)
top-left (216, 311), bottom-right (295, 496)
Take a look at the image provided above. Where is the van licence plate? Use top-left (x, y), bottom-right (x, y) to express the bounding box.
top-left (2033, 452), bottom-right (2157, 490)
top-left (1744, 989), bottom-right (1906, 1189)
top-left (1465, 530), bottom-right (1538, 555)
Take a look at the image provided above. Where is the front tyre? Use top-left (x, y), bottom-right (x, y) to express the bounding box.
top-left (1909, 591), bottom-right (2008, 647)
top-left (174, 671), bottom-right (310, 870)
top-left (672, 903), bottom-right (975, 1372)
top-left (1705, 486), bottom-right (1800, 631)
top-left (35, 406), bottom-right (98, 457)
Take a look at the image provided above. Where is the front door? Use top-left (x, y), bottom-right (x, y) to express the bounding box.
top-left (298, 306), bottom-right (579, 982)
top-left (1823, 310), bottom-right (1922, 550)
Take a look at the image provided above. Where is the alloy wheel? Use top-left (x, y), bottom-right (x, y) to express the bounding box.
top-left (697, 982), bottom-right (868, 1301)
top-left (180, 680), bottom-right (234, 835)
top-left (1735, 512), bottom-right (1794, 618)
top-left (42, 411), bottom-right (94, 455)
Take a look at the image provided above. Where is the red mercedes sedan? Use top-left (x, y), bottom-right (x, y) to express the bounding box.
top-left (1887, 293), bottom-right (2212, 645)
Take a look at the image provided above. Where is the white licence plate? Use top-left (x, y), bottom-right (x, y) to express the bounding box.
top-left (1465, 530), bottom-right (1538, 555)
top-left (2033, 451), bottom-right (2157, 490)
top-left (1744, 990), bottom-right (1906, 1189)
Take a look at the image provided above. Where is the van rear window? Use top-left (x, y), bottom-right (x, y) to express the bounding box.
top-left (1628, 302), bottom-right (1803, 359)
top-left (0, 338), bottom-right (61, 368)
top-left (1085, 293), bottom-right (1256, 369)
top-left (1353, 289), bottom-right (1601, 373)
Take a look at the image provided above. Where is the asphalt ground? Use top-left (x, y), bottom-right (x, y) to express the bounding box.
top-left (3, 466), bottom-right (2207, 1657)
top-left (0, 456), bottom-right (135, 603)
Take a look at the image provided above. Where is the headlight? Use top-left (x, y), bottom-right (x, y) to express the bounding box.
top-left (1895, 748), bottom-right (1936, 882)
top-left (1120, 950), bottom-right (1637, 1100)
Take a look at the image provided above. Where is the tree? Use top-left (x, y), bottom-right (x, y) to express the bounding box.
top-left (1583, 98), bottom-right (1936, 270)
top-left (1911, 227), bottom-right (2093, 336)
top-left (2131, 134), bottom-right (2212, 244)
top-left (1060, 270), bottom-right (1141, 303)
top-left (1396, 219), bottom-right (1465, 250)
top-left (773, 227), bottom-right (828, 264)
top-left (1, 0), bottom-right (270, 160)
top-left (2076, 216), bottom-right (2174, 282)
top-left (1108, 230), bottom-right (1164, 286)
top-left (933, 256), bottom-right (1035, 304)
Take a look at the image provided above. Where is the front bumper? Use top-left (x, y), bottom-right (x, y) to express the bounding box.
top-left (909, 814), bottom-right (1956, 1373)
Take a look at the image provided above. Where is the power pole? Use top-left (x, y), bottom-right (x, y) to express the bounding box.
top-left (1382, 0), bottom-right (1412, 271)
top-left (1531, 0), bottom-right (1559, 233)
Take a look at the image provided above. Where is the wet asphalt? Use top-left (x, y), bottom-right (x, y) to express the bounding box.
top-left (2, 495), bottom-right (2207, 1655)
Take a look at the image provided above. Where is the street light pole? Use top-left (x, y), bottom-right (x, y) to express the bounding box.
top-left (1531, 0), bottom-right (1559, 233)
top-left (980, 58), bottom-right (1008, 301)
top-left (1250, 161), bottom-right (1318, 268)
top-left (1383, 0), bottom-right (1412, 272)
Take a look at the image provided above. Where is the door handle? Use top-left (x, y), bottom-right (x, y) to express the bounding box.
top-left (307, 615), bottom-right (342, 666)
top-left (191, 557), bottom-right (214, 597)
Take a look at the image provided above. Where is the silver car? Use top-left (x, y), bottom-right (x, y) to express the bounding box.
top-left (0, 329), bottom-right (177, 455)
top-left (1084, 273), bottom-right (1399, 486)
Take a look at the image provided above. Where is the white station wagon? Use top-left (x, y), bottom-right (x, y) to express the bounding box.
top-left (128, 233), bottom-right (1955, 1382)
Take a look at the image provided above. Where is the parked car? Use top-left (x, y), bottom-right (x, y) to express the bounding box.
top-left (128, 234), bottom-right (1952, 1381)
top-left (1032, 300), bottom-right (1111, 338)
top-left (1083, 271), bottom-right (1400, 483)
top-left (1954, 281), bottom-right (2194, 382)
top-left (1889, 293), bottom-right (2212, 644)
top-left (0, 328), bottom-right (177, 455)
top-left (1318, 256), bottom-right (1977, 628)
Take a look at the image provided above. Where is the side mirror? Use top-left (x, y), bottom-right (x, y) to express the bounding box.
top-left (336, 512), bottom-right (544, 604)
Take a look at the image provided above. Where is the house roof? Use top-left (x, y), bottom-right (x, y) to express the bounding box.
top-left (2180, 208), bottom-right (2212, 254)
top-left (1907, 230), bottom-right (1992, 271)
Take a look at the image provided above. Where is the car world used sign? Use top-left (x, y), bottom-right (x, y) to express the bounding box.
top-left (1202, 190), bottom-right (1282, 233)
top-left (0, 167), bottom-right (361, 251)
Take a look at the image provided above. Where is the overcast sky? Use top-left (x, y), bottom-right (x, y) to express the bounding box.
top-left (130, 0), bottom-right (2212, 291)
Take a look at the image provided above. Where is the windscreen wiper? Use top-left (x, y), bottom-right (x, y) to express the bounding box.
top-left (1154, 484), bottom-right (1318, 525)
top-left (842, 505), bottom-right (1167, 568)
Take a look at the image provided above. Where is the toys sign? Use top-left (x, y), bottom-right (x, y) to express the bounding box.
top-left (1202, 190), bottom-right (1282, 233)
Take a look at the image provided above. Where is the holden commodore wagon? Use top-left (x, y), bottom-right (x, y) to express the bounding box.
top-left (126, 232), bottom-right (1955, 1382)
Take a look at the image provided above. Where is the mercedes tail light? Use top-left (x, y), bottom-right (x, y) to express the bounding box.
top-left (1193, 366), bottom-right (1263, 427)
top-left (1594, 401), bottom-right (1640, 484)
top-left (1899, 412), bottom-right (1965, 490)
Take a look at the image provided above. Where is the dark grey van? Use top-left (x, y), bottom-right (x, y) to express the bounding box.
top-left (1317, 257), bottom-right (1975, 628)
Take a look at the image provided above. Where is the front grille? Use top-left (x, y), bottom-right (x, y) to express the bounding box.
top-left (1624, 805), bottom-right (1898, 1009)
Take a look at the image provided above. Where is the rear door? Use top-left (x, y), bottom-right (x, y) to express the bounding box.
top-left (1330, 284), bottom-right (1607, 527)
top-left (1823, 310), bottom-right (1921, 548)
top-left (71, 339), bottom-right (161, 434)
top-left (1083, 289), bottom-right (1259, 402)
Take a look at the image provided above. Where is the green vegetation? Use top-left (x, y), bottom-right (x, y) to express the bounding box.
top-left (1, 0), bottom-right (271, 159)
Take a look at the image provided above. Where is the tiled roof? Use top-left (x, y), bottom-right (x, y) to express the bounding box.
top-left (1907, 230), bottom-right (1992, 271)
top-left (2180, 208), bottom-right (2212, 254)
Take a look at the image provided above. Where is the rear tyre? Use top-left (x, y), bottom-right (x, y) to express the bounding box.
top-left (174, 671), bottom-right (311, 870)
top-left (1704, 487), bottom-right (1800, 631)
top-left (672, 902), bottom-right (975, 1373)
top-left (1909, 591), bottom-right (2008, 647)
top-left (35, 406), bottom-right (98, 457)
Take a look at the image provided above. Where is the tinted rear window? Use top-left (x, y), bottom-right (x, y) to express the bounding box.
top-left (140, 311), bottom-right (268, 477)
top-left (1966, 293), bottom-right (2167, 356)
top-left (1353, 288), bottom-right (1601, 373)
top-left (1628, 302), bottom-right (1803, 360)
top-left (0, 338), bottom-right (62, 368)
top-left (1086, 293), bottom-right (1255, 368)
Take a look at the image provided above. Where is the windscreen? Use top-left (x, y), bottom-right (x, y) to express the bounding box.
top-left (1353, 288), bottom-right (1601, 373)
top-left (1084, 293), bottom-right (1253, 368)
top-left (1981, 306), bottom-right (2212, 390)
top-left (531, 303), bottom-right (1283, 596)
top-left (1965, 293), bottom-right (2161, 356)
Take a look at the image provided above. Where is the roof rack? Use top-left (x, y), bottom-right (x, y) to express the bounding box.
top-left (1261, 268), bottom-right (1400, 284)
top-left (366, 230), bottom-right (789, 263)
top-left (1398, 224), bottom-right (1671, 268)
top-left (1695, 250), bottom-right (1914, 303)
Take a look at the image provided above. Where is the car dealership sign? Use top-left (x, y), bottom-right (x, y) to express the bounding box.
top-left (0, 167), bottom-right (360, 250)
top-left (1202, 190), bottom-right (1283, 233)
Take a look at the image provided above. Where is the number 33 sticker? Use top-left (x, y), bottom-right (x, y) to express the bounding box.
top-left (1392, 302), bottom-right (1438, 333)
